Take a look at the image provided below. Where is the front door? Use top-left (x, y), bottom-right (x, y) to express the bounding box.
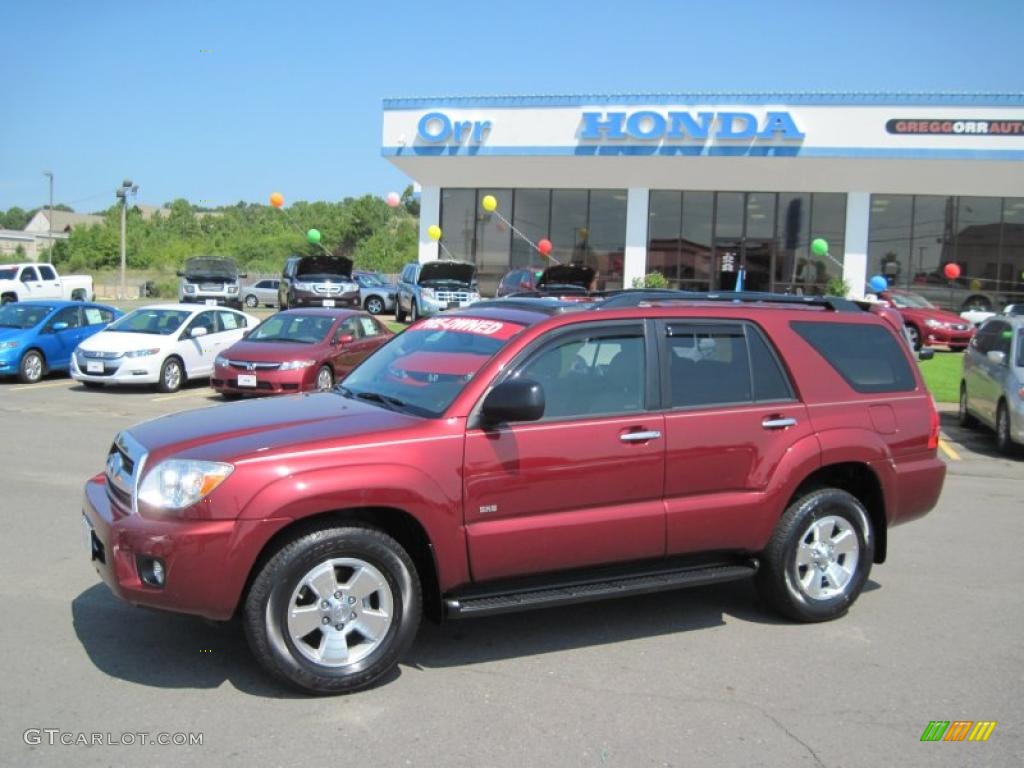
top-left (463, 322), bottom-right (665, 582)
top-left (713, 239), bottom-right (775, 292)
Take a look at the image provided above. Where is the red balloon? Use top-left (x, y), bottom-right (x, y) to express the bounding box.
top-left (538, 238), bottom-right (552, 256)
top-left (943, 263), bottom-right (961, 280)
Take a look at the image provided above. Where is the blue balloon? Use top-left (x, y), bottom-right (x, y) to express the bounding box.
top-left (868, 275), bottom-right (888, 293)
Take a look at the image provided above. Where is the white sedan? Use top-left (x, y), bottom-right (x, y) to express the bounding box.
top-left (71, 303), bottom-right (259, 392)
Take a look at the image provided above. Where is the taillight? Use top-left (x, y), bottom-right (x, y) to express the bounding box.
top-left (927, 397), bottom-right (940, 450)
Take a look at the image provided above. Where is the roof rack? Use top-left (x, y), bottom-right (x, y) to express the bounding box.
top-left (596, 290), bottom-right (861, 312)
top-left (472, 297), bottom-right (589, 315)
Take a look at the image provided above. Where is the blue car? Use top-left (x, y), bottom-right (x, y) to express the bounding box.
top-left (0, 300), bottom-right (122, 383)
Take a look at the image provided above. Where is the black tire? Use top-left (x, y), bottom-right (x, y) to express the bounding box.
top-left (81, 381), bottom-right (104, 389)
top-left (244, 294), bottom-right (259, 308)
top-left (904, 323), bottom-right (922, 352)
top-left (18, 350), bottom-right (45, 384)
top-left (409, 301), bottom-right (418, 323)
top-left (757, 488), bottom-right (874, 623)
top-left (157, 356), bottom-right (184, 393)
top-left (243, 526), bottom-right (422, 695)
top-left (1, 293), bottom-right (16, 305)
top-left (394, 300), bottom-right (406, 323)
top-left (995, 401), bottom-right (1016, 455)
top-left (364, 295), bottom-right (385, 315)
top-left (958, 382), bottom-right (977, 428)
top-left (71, 289), bottom-right (86, 301)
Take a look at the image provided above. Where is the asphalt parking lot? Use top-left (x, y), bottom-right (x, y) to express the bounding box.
top-left (0, 375), bottom-right (1021, 767)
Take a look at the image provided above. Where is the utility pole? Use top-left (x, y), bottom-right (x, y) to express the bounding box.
top-left (116, 179), bottom-right (138, 299)
top-left (43, 171), bottom-right (53, 262)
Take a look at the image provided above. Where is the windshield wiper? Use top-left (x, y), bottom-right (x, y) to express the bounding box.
top-left (350, 390), bottom-right (409, 411)
top-left (252, 337), bottom-right (309, 343)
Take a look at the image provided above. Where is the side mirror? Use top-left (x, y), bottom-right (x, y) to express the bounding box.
top-left (238, 273), bottom-right (248, 279)
top-left (481, 378), bottom-right (545, 425)
top-left (50, 322), bottom-right (69, 332)
top-left (986, 350), bottom-right (1007, 365)
top-left (334, 334), bottom-right (355, 345)
top-left (917, 347), bottom-right (934, 361)
top-left (176, 271), bottom-right (184, 277)
top-left (190, 326), bottom-right (209, 338)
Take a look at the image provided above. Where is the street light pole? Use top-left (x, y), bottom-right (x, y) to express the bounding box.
top-left (116, 179), bottom-right (138, 299)
top-left (43, 171), bottom-right (53, 261)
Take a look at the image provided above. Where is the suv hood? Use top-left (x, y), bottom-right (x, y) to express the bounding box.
top-left (127, 393), bottom-right (419, 462)
top-left (183, 257), bottom-right (238, 279)
top-left (536, 264), bottom-right (595, 292)
top-left (296, 255), bottom-right (353, 279)
top-left (419, 261), bottom-right (476, 286)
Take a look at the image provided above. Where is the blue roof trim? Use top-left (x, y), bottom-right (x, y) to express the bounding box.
top-left (382, 145), bottom-right (1024, 161)
top-left (383, 93), bottom-right (1024, 109)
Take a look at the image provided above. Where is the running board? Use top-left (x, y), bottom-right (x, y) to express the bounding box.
top-left (444, 559), bottom-right (758, 619)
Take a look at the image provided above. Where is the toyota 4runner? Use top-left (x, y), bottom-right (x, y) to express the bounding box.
top-left (81, 291), bottom-right (945, 694)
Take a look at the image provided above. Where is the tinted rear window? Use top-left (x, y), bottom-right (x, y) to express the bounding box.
top-left (791, 321), bottom-right (916, 393)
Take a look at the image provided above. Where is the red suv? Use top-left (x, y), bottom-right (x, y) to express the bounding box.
top-left (81, 292), bottom-right (945, 694)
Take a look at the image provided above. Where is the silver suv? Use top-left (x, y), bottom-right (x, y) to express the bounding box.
top-left (959, 314), bottom-right (1024, 453)
top-left (395, 261), bottom-right (479, 323)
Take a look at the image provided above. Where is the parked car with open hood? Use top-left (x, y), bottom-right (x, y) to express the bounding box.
top-left (212, 308), bottom-right (392, 397)
top-left (71, 303), bottom-right (258, 392)
top-left (0, 300), bottom-right (121, 383)
top-left (395, 260), bottom-right (480, 322)
top-left (959, 314), bottom-right (1024, 454)
top-left (497, 263), bottom-right (597, 298)
top-left (279, 255), bottom-right (360, 310)
top-left (177, 257), bottom-right (246, 308)
top-left (880, 289), bottom-right (975, 351)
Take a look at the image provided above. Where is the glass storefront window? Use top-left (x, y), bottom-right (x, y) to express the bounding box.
top-left (475, 188), bottom-right (513, 292)
top-left (868, 195), bottom-right (913, 289)
top-left (647, 191), bottom-right (683, 283)
top-left (681, 192), bottom-right (713, 290)
top-left (587, 191), bottom-right (627, 290)
top-left (910, 196), bottom-right (955, 288)
top-left (955, 197), bottom-right (1002, 286)
top-left (549, 190), bottom-right (589, 270)
top-left (511, 189), bottom-right (551, 270)
top-left (439, 189), bottom-right (476, 263)
top-left (776, 193), bottom-right (809, 292)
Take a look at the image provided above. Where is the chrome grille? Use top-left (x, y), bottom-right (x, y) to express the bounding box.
top-left (200, 282), bottom-right (226, 291)
top-left (313, 284), bottom-right (343, 295)
top-left (226, 359), bottom-right (282, 371)
top-left (104, 431), bottom-right (148, 514)
top-left (435, 290), bottom-right (471, 302)
top-left (80, 350), bottom-right (123, 360)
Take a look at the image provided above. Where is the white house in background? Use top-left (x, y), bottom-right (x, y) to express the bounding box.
top-left (0, 229), bottom-right (39, 259)
top-left (14, 209), bottom-right (106, 260)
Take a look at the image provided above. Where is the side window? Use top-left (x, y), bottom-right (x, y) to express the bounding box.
top-left (515, 328), bottom-right (645, 419)
top-left (21, 267), bottom-right (39, 282)
top-left (666, 324), bottom-right (752, 408)
top-left (358, 316), bottom-right (380, 337)
top-left (217, 311), bottom-right (242, 332)
top-left (791, 321), bottom-right (916, 393)
top-left (973, 322), bottom-right (1002, 354)
top-left (338, 317), bottom-right (363, 339)
top-left (83, 307), bottom-right (113, 326)
top-left (747, 325), bottom-right (795, 401)
top-left (401, 265), bottom-right (416, 284)
top-left (992, 322), bottom-right (1012, 355)
top-left (186, 311), bottom-right (217, 337)
top-left (50, 306), bottom-right (81, 329)
top-left (38, 265), bottom-right (57, 280)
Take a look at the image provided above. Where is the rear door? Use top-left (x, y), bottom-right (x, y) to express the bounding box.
top-left (659, 320), bottom-right (813, 555)
top-left (975, 320), bottom-right (1011, 424)
top-left (463, 321), bottom-right (666, 582)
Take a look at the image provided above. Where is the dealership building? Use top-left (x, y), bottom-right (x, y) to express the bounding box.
top-left (382, 93), bottom-right (1024, 308)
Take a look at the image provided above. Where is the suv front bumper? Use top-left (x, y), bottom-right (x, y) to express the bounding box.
top-left (81, 475), bottom-right (283, 620)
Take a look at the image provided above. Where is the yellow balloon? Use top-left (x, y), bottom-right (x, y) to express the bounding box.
top-left (481, 194), bottom-right (498, 212)
top-left (427, 224), bottom-right (442, 241)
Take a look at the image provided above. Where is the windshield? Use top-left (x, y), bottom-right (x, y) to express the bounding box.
top-left (357, 274), bottom-right (384, 286)
top-left (248, 314), bottom-right (335, 344)
top-left (1017, 330), bottom-right (1024, 368)
top-left (0, 268), bottom-right (17, 281)
top-left (889, 292), bottom-right (936, 310)
top-left (0, 303), bottom-right (53, 329)
top-left (107, 308), bottom-right (191, 335)
top-left (184, 258), bottom-right (237, 278)
top-left (340, 316), bottom-right (525, 417)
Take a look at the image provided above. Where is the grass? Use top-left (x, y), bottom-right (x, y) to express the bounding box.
top-left (917, 351), bottom-right (963, 403)
top-left (384, 320), bottom-right (405, 334)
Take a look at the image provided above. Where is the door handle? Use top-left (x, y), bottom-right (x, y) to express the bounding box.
top-left (620, 430), bottom-right (662, 443)
top-left (762, 416), bottom-right (797, 429)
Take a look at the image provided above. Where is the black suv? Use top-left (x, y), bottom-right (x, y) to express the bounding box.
top-left (278, 255), bottom-right (360, 310)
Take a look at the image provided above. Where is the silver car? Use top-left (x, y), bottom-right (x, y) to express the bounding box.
top-left (241, 279), bottom-right (280, 309)
top-left (959, 314), bottom-right (1024, 453)
top-left (353, 272), bottom-right (397, 315)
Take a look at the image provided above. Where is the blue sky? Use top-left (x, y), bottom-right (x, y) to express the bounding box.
top-left (2, 0), bottom-right (1021, 212)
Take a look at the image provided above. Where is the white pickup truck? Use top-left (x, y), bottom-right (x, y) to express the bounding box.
top-left (0, 263), bottom-right (94, 304)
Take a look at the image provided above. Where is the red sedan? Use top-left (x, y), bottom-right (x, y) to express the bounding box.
top-left (880, 289), bottom-right (975, 351)
top-left (212, 309), bottom-right (392, 397)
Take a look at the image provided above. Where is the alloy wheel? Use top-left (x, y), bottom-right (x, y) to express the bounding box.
top-left (791, 515), bottom-right (861, 601)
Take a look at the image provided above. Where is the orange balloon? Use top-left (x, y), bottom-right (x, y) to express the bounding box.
top-left (269, 192), bottom-right (284, 208)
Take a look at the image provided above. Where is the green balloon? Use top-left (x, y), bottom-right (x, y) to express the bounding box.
top-left (811, 238), bottom-right (829, 257)
top-left (307, 229), bottom-right (321, 244)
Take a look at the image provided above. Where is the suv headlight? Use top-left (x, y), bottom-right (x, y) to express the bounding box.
top-left (215, 355), bottom-right (228, 367)
top-left (227, 285), bottom-right (239, 294)
top-left (280, 359), bottom-right (317, 370)
top-left (183, 284), bottom-right (196, 293)
top-left (421, 287), bottom-right (436, 300)
top-left (293, 281), bottom-right (313, 291)
top-left (125, 348), bottom-right (160, 358)
top-left (138, 459), bottom-right (234, 510)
